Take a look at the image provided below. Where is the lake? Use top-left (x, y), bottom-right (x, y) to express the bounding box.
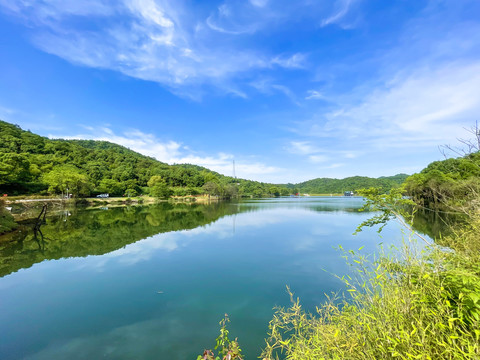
top-left (0, 197), bottom-right (410, 359)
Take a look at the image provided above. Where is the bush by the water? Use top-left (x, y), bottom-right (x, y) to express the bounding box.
top-left (261, 238), bottom-right (480, 359)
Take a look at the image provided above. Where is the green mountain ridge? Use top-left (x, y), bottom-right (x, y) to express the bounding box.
top-left (0, 120), bottom-right (408, 196)
top-left (285, 174), bottom-right (409, 194)
top-left (0, 120), bottom-right (288, 197)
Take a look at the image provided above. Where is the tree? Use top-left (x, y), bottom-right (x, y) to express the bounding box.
top-left (268, 186), bottom-right (280, 197)
top-left (43, 166), bottom-right (90, 197)
top-left (150, 183), bottom-right (173, 199)
top-left (203, 181), bottom-right (220, 197)
top-left (148, 175), bottom-right (172, 199)
top-left (98, 178), bottom-right (123, 196)
top-left (252, 185), bottom-right (264, 198)
top-left (224, 184), bottom-right (239, 199)
top-left (201, 170), bottom-right (219, 184)
top-left (0, 153), bottom-right (31, 185)
top-left (124, 188), bottom-right (137, 197)
top-left (147, 175), bottom-right (164, 188)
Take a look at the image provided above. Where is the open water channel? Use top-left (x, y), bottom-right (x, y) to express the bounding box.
top-left (0, 197), bottom-right (422, 359)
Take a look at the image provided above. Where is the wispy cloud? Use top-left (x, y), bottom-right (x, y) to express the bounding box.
top-left (0, 0), bottom-right (316, 98)
top-left (271, 53), bottom-right (307, 69)
top-left (288, 141), bottom-right (320, 155)
top-left (308, 154), bottom-right (329, 163)
top-left (293, 2), bottom-right (480, 158)
top-left (287, 141), bottom-right (358, 165)
top-left (0, 104), bottom-right (16, 118)
top-left (250, 78), bottom-right (299, 104)
top-left (320, 0), bottom-right (358, 28)
top-left (305, 90), bottom-right (326, 100)
top-left (313, 62), bottom-right (480, 150)
top-left (249, 0), bottom-right (269, 8)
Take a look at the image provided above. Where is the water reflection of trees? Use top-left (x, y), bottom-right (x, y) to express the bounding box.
top-left (0, 202), bottom-right (243, 277)
top-left (0, 199), bottom-right (454, 278)
top-left (411, 208), bottom-right (461, 243)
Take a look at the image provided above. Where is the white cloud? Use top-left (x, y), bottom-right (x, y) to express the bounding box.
top-left (126, 0), bottom-right (174, 28)
top-left (319, 62), bottom-right (480, 149)
top-left (56, 128), bottom-right (183, 162)
top-left (308, 154), bottom-right (329, 163)
top-left (320, 0), bottom-right (357, 28)
top-left (305, 90), bottom-right (326, 100)
top-left (271, 53), bottom-right (306, 69)
top-left (0, 0), bottom-right (314, 98)
top-left (288, 141), bottom-right (319, 155)
top-left (0, 104), bottom-right (16, 121)
top-left (249, 0), bottom-right (269, 8)
top-left (250, 78), bottom-right (299, 103)
top-left (287, 141), bottom-right (358, 165)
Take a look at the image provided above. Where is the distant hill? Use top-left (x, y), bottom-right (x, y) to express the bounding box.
top-left (289, 174), bottom-right (409, 194)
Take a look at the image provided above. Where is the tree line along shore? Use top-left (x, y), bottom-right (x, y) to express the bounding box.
top-left (1, 119), bottom-right (404, 201)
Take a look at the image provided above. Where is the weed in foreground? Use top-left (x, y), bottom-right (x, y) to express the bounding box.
top-left (261, 238), bottom-right (480, 360)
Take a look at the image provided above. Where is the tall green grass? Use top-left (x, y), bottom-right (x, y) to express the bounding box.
top-left (261, 240), bottom-right (480, 359)
top-left (261, 197), bottom-right (480, 360)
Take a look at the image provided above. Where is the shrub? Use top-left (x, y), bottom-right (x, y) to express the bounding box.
top-left (262, 241), bottom-right (480, 360)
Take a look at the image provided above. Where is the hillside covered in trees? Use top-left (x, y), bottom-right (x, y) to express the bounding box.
top-left (0, 120), bottom-right (292, 198)
top-left (289, 173), bottom-right (409, 194)
top-left (404, 152), bottom-right (480, 209)
top-left (0, 120), bottom-right (410, 198)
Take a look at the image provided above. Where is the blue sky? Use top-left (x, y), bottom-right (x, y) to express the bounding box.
top-left (0, 0), bottom-right (479, 183)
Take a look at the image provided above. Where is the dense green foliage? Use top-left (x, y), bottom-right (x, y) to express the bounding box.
top-left (0, 120), bottom-right (290, 198)
top-left (289, 174), bottom-right (409, 194)
top-left (404, 152), bottom-right (480, 209)
top-left (1, 120), bottom-right (409, 200)
top-left (262, 243), bottom-right (480, 359)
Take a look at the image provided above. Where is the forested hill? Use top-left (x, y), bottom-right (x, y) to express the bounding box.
top-left (0, 120), bottom-right (288, 197)
top-left (0, 120), bottom-right (409, 197)
top-left (290, 174), bottom-right (409, 194)
top-left (404, 150), bottom-right (480, 208)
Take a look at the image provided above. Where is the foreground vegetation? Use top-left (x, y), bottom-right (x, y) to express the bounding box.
top-left (200, 132), bottom-right (480, 359)
top-left (204, 197), bottom-right (480, 360)
top-left (261, 195), bottom-right (480, 359)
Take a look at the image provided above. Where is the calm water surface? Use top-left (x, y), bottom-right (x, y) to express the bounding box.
top-left (0, 197), bottom-right (409, 359)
